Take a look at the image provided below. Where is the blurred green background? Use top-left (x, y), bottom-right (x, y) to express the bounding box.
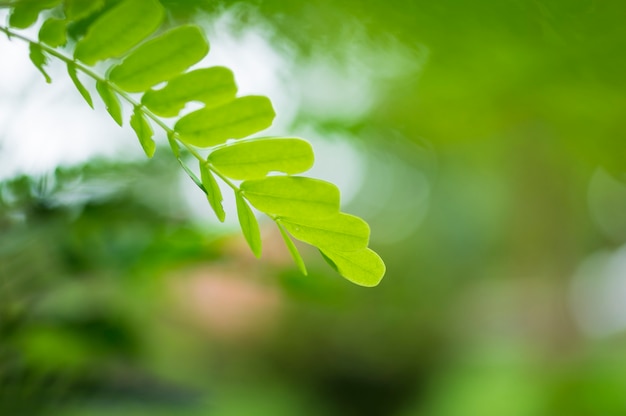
top-left (2, 0), bottom-right (626, 415)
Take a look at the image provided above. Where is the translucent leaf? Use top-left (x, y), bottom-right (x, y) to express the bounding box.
top-left (320, 248), bottom-right (385, 287)
top-left (241, 176), bottom-right (340, 218)
top-left (96, 81), bottom-right (122, 126)
top-left (67, 62), bottom-right (93, 108)
top-left (74, 0), bottom-right (164, 65)
top-left (236, 192), bottom-right (262, 257)
top-left (199, 162), bottom-right (226, 222)
top-left (279, 213), bottom-right (369, 252)
top-left (278, 224), bottom-right (307, 275)
top-left (175, 96), bottom-right (275, 148)
top-left (130, 107), bottom-right (155, 158)
top-left (64, 0), bottom-right (105, 21)
top-left (142, 67), bottom-right (237, 118)
top-left (28, 43), bottom-right (51, 83)
top-left (208, 138), bottom-right (314, 180)
top-left (9, 0), bottom-right (61, 29)
top-left (108, 25), bottom-right (209, 93)
top-left (38, 17), bottom-right (67, 47)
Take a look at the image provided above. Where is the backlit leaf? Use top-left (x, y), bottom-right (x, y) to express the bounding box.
top-left (236, 192), bottom-right (262, 257)
top-left (74, 0), bottom-right (164, 65)
top-left (96, 81), bottom-right (122, 126)
top-left (142, 67), bottom-right (237, 117)
top-left (320, 248), bottom-right (385, 287)
top-left (108, 25), bottom-right (209, 93)
top-left (279, 213), bottom-right (369, 251)
top-left (241, 176), bottom-right (340, 218)
top-left (28, 43), bottom-right (51, 83)
top-left (67, 62), bottom-right (93, 108)
top-left (130, 106), bottom-right (155, 158)
top-left (64, 0), bottom-right (105, 21)
top-left (38, 17), bottom-right (67, 47)
top-left (278, 224), bottom-right (307, 275)
top-left (199, 162), bottom-right (226, 222)
top-left (9, 0), bottom-right (60, 29)
top-left (208, 137), bottom-right (314, 180)
top-left (175, 96), bottom-right (275, 147)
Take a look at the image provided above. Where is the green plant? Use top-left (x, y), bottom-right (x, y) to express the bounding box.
top-left (0, 0), bottom-right (385, 286)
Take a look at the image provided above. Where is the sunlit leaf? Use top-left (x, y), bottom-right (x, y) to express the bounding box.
top-left (108, 25), bottom-right (209, 93)
top-left (28, 43), bottom-right (51, 83)
top-left (279, 213), bottom-right (369, 251)
top-left (64, 0), bottom-right (105, 21)
top-left (241, 176), bottom-right (340, 218)
top-left (175, 96), bottom-right (275, 147)
top-left (130, 106), bottom-right (155, 158)
top-left (200, 162), bottom-right (226, 222)
top-left (236, 192), bottom-right (262, 257)
top-left (74, 0), bottom-right (164, 65)
top-left (9, 0), bottom-right (60, 29)
top-left (38, 18), bottom-right (67, 47)
top-left (208, 137), bottom-right (314, 180)
top-left (278, 224), bottom-right (307, 275)
top-left (67, 62), bottom-right (93, 108)
top-left (142, 67), bottom-right (237, 117)
top-left (320, 248), bottom-right (385, 287)
top-left (96, 81), bottom-right (122, 126)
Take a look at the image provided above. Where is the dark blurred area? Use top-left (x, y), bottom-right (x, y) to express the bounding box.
top-left (2, 0), bottom-right (626, 415)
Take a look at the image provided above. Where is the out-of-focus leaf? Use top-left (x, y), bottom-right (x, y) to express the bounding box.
top-left (96, 80), bottom-right (122, 126)
top-left (279, 213), bottom-right (369, 251)
top-left (241, 176), bottom-right (339, 218)
top-left (278, 224), bottom-right (307, 275)
top-left (142, 67), bottom-right (237, 117)
top-left (320, 248), bottom-right (385, 287)
top-left (64, 0), bottom-right (105, 21)
top-left (74, 0), bottom-right (164, 65)
top-left (108, 25), bottom-right (209, 92)
top-left (67, 62), bottom-right (93, 108)
top-left (38, 17), bottom-right (67, 47)
top-left (130, 106), bottom-right (155, 158)
top-left (236, 192), bottom-right (262, 257)
top-left (9, 0), bottom-right (60, 29)
top-left (209, 137), bottom-right (314, 180)
top-left (200, 162), bottom-right (226, 222)
top-left (175, 96), bottom-right (275, 147)
top-left (28, 43), bottom-right (51, 83)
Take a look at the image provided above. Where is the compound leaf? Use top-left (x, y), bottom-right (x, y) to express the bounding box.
top-left (208, 137), bottom-right (314, 180)
top-left (236, 192), bottom-right (262, 257)
top-left (64, 0), bottom-right (105, 21)
top-left (74, 0), bottom-right (164, 65)
top-left (28, 43), bottom-right (51, 83)
top-left (142, 67), bottom-right (237, 117)
top-left (130, 106), bottom-right (155, 158)
top-left (96, 80), bottom-right (122, 126)
top-left (67, 62), bottom-right (93, 108)
top-left (199, 162), bottom-right (226, 222)
top-left (241, 176), bottom-right (340, 218)
top-left (9, 0), bottom-right (61, 29)
top-left (108, 25), bottom-right (209, 93)
top-left (279, 213), bottom-right (369, 252)
top-left (320, 248), bottom-right (385, 287)
top-left (278, 224), bottom-right (307, 275)
top-left (38, 17), bottom-right (67, 47)
top-left (175, 96), bottom-right (275, 147)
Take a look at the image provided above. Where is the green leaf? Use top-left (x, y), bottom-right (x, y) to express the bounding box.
top-left (28, 43), bottom-right (51, 83)
top-left (64, 0), bottom-right (105, 21)
top-left (167, 131), bottom-right (180, 158)
top-left (279, 213), bottom-right (369, 251)
top-left (67, 62), bottom-right (93, 108)
top-left (208, 138), bottom-right (314, 180)
top-left (199, 162), bottom-right (226, 222)
top-left (108, 25), bottom-right (209, 93)
top-left (320, 248), bottom-right (385, 287)
top-left (278, 224), bottom-right (307, 275)
top-left (130, 106), bottom-right (155, 158)
top-left (177, 157), bottom-right (205, 193)
top-left (175, 96), bottom-right (275, 147)
top-left (240, 176), bottom-right (340, 218)
top-left (236, 192), bottom-right (262, 258)
top-left (96, 81), bottom-right (122, 126)
top-left (9, 0), bottom-right (61, 29)
top-left (74, 0), bottom-right (164, 65)
top-left (142, 67), bottom-right (237, 118)
top-left (38, 17), bottom-right (67, 47)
